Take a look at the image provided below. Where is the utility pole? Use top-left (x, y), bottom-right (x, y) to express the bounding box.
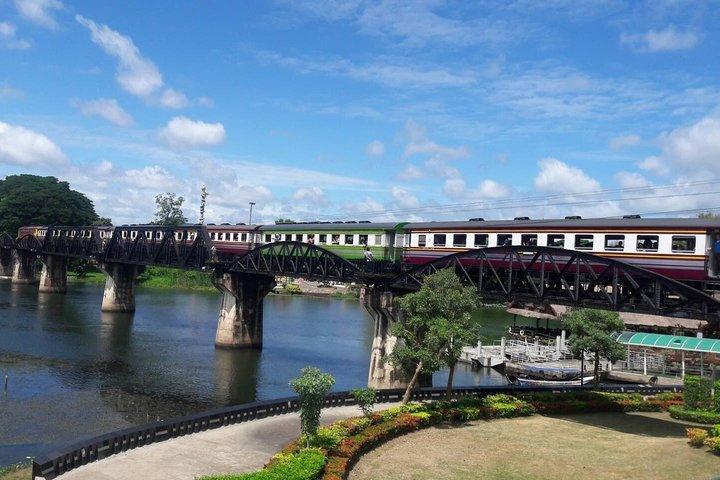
top-left (199, 184), bottom-right (208, 224)
top-left (249, 201), bottom-right (256, 225)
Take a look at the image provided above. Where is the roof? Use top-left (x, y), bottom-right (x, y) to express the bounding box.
top-left (261, 222), bottom-right (403, 231)
top-left (614, 331), bottom-right (720, 354)
top-left (405, 217), bottom-right (720, 231)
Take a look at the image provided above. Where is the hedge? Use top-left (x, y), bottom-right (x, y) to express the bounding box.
top-left (669, 405), bottom-right (720, 424)
top-left (684, 376), bottom-right (713, 410)
top-left (200, 392), bottom-right (680, 480)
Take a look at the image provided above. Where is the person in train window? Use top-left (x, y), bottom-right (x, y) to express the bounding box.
top-left (715, 236), bottom-right (720, 264)
top-left (643, 238), bottom-right (653, 249)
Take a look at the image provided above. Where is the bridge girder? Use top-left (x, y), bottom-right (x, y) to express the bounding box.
top-left (391, 246), bottom-right (720, 324)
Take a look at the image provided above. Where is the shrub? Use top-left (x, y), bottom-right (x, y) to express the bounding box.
top-left (687, 428), bottom-right (709, 447)
top-left (669, 405), bottom-right (720, 424)
top-left (310, 424), bottom-right (348, 450)
top-left (201, 448), bottom-right (326, 480)
top-left (285, 283), bottom-right (302, 294)
top-left (715, 380), bottom-right (720, 412)
top-left (289, 367), bottom-right (335, 444)
top-left (704, 436), bottom-right (720, 454)
top-left (683, 375), bottom-right (713, 410)
top-left (352, 388), bottom-right (377, 418)
top-left (710, 424), bottom-right (720, 438)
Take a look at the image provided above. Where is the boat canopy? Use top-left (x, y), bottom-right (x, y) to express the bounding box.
top-left (614, 331), bottom-right (720, 354)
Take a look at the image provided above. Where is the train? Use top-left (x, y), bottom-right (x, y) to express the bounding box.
top-left (17, 216), bottom-right (720, 286)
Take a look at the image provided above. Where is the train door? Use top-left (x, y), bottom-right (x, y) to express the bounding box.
top-left (710, 231), bottom-right (720, 278)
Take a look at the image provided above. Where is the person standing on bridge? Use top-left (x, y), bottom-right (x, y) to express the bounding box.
top-left (363, 247), bottom-right (374, 273)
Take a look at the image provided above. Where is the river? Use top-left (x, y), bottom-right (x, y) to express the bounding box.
top-left (0, 279), bottom-right (541, 467)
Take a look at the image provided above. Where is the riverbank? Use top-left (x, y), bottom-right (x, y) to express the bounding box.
top-left (0, 463), bottom-right (30, 480)
top-left (68, 267), bottom-right (361, 298)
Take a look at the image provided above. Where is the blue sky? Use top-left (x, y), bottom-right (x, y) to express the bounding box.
top-left (1, 0), bottom-right (720, 224)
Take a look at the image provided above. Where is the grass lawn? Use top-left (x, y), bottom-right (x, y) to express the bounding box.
top-left (0, 466), bottom-right (31, 480)
top-left (349, 412), bottom-right (720, 480)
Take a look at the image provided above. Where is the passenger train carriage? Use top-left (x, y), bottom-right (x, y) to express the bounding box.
top-left (16, 216), bottom-right (720, 287)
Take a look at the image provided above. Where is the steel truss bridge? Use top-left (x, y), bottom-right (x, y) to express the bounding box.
top-left (3, 225), bottom-right (720, 323)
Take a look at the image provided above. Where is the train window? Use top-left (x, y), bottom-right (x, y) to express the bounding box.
top-left (232, 233), bottom-right (238, 241)
top-left (319, 234), bottom-right (327, 244)
top-left (122, 231), bottom-right (127, 238)
top-left (374, 234), bottom-right (382, 246)
top-left (344, 234), bottom-right (354, 245)
top-left (265, 234), bottom-right (272, 242)
top-left (672, 236), bottom-right (696, 253)
top-left (332, 234), bottom-right (340, 245)
top-left (548, 234), bottom-right (565, 247)
top-left (637, 235), bottom-right (658, 252)
top-left (294, 234), bottom-right (303, 242)
top-left (521, 234), bottom-right (538, 246)
top-left (433, 234), bottom-right (446, 247)
top-left (359, 234), bottom-right (368, 245)
top-left (418, 235), bottom-right (427, 247)
top-left (453, 234), bottom-right (467, 247)
top-left (604, 235), bottom-right (625, 251)
top-left (307, 234), bottom-right (315, 244)
top-left (241, 233), bottom-right (247, 242)
top-left (575, 235), bottom-right (593, 250)
top-left (498, 234), bottom-right (512, 246)
top-left (131, 232), bottom-right (137, 239)
top-left (473, 234), bottom-right (488, 247)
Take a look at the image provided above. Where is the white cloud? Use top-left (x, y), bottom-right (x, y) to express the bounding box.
top-left (609, 134), bottom-right (640, 150)
top-left (158, 116), bottom-right (226, 150)
top-left (160, 88), bottom-right (189, 109)
top-left (122, 165), bottom-right (179, 190)
top-left (443, 178), bottom-right (510, 201)
top-left (14, 0), bottom-right (63, 29)
top-left (71, 98), bottom-right (134, 127)
top-left (292, 186), bottom-right (329, 206)
top-left (0, 21), bottom-right (31, 49)
top-left (638, 156), bottom-right (670, 176)
top-left (365, 140), bottom-right (385, 157)
top-left (0, 121), bottom-right (66, 165)
top-left (196, 96), bottom-right (214, 107)
top-left (397, 164), bottom-right (423, 181)
top-left (76, 15), bottom-right (163, 98)
top-left (255, 49), bottom-right (476, 89)
top-left (534, 158), bottom-right (601, 194)
top-left (620, 25), bottom-right (699, 53)
top-left (403, 120), bottom-right (469, 159)
top-left (390, 186), bottom-right (419, 209)
top-left (615, 171), bottom-right (651, 189)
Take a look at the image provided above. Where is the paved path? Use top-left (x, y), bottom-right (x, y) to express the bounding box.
top-left (57, 403), bottom-right (396, 480)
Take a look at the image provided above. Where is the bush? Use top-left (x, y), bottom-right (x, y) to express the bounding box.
top-left (715, 380), bottom-right (720, 412)
top-left (201, 448), bottom-right (326, 480)
top-left (683, 375), bottom-right (713, 410)
top-left (309, 424), bottom-right (348, 450)
top-left (285, 283), bottom-right (302, 294)
top-left (352, 388), bottom-right (377, 418)
top-left (687, 428), bottom-right (709, 447)
top-left (289, 367), bottom-right (335, 444)
top-left (704, 436), bottom-right (720, 454)
top-left (669, 405), bottom-right (720, 424)
top-left (710, 424), bottom-right (720, 438)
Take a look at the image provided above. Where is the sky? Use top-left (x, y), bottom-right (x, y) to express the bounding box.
top-left (1, 0), bottom-right (720, 225)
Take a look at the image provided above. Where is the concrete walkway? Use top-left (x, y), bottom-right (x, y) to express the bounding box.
top-left (56, 403), bottom-right (395, 480)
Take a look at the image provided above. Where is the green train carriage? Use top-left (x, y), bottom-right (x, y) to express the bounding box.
top-left (259, 222), bottom-right (408, 262)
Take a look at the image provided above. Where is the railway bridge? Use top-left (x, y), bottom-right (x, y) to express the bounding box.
top-left (2, 224), bottom-right (720, 388)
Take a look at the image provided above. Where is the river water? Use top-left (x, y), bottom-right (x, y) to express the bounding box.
top-left (0, 279), bottom-right (536, 466)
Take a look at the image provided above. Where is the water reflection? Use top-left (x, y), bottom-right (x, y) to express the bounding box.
top-left (0, 280), bottom-right (517, 466)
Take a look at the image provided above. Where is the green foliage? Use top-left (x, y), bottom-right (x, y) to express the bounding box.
top-left (92, 217), bottom-right (113, 226)
top-left (284, 283), bottom-right (302, 294)
top-left (351, 388), bottom-right (377, 418)
top-left (289, 367), bottom-right (335, 443)
top-left (309, 424), bottom-right (348, 449)
top-left (69, 259), bottom-right (94, 278)
top-left (686, 428), bottom-right (709, 447)
top-left (562, 308), bottom-right (625, 381)
top-left (136, 267), bottom-right (213, 290)
top-left (0, 174), bottom-right (99, 235)
top-left (200, 448), bottom-right (325, 480)
top-left (683, 375), bottom-right (713, 410)
top-left (698, 211), bottom-right (720, 219)
top-left (153, 192), bottom-right (188, 226)
top-left (391, 269), bottom-right (481, 400)
top-left (670, 405), bottom-right (720, 424)
top-left (710, 424), bottom-right (720, 437)
top-left (704, 436), bottom-right (720, 453)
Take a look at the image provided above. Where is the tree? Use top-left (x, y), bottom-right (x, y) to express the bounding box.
top-left (92, 217), bottom-right (113, 226)
top-left (276, 218), bottom-right (295, 224)
top-left (289, 367), bottom-right (335, 445)
top-left (391, 268), bottom-right (481, 403)
top-left (153, 193), bottom-right (187, 226)
top-left (0, 174), bottom-right (99, 236)
top-left (699, 211), bottom-right (720, 219)
top-left (562, 308), bottom-right (625, 383)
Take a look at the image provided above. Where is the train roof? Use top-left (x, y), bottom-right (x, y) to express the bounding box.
top-left (405, 217), bottom-right (720, 230)
top-left (261, 222), bottom-right (404, 231)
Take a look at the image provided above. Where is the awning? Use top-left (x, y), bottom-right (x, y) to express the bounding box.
top-left (614, 331), bottom-right (720, 354)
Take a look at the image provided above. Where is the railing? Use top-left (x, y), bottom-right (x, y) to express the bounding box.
top-left (31, 383), bottom-right (680, 479)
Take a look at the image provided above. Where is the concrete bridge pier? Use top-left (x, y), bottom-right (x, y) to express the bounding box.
top-left (100, 263), bottom-right (146, 313)
top-left (213, 272), bottom-right (275, 349)
top-left (0, 250), bottom-right (12, 278)
top-left (362, 287), bottom-right (412, 390)
top-left (11, 250), bottom-right (38, 284)
top-left (39, 255), bottom-right (68, 293)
